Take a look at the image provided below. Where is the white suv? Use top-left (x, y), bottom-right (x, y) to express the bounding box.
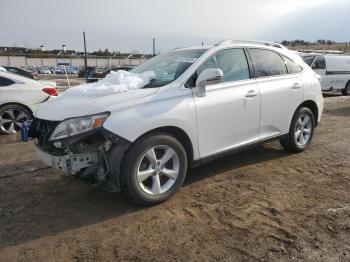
top-left (27, 40), bottom-right (324, 205)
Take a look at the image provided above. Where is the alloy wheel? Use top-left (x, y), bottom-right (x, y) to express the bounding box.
top-left (136, 145), bottom-right (180, 195)
top-left (0, 108), bottom-right (29, 133)
top-left (294, 114), bottom-right (312, 146)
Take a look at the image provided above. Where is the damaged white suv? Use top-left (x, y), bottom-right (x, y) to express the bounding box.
top-left (26, 40), bottom-right (324, 205)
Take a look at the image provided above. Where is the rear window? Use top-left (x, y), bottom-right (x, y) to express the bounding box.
top-left (249, 49), bottom-right (287, 77)
top-left (0, 76), bottom-right (15, 86)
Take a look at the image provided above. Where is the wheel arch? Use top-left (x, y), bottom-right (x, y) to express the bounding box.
top-left (297, 100), bottom-right (319, 126)
top-left (133, 126), bottom-right (195, 167)
top-left (0, 102), bottom-right (33, 116)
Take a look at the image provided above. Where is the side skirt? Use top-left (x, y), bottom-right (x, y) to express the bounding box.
top-left (190, 134), bottom-right (288, 168)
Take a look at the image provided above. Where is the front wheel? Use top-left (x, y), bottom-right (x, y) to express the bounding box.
top-left (280, 107), bottom-right (315, 153)
top-left (120, 133), bottom-right (187, 205)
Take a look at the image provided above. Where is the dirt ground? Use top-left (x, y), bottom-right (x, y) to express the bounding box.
top-left (0, 95), bottom-right (349, 262)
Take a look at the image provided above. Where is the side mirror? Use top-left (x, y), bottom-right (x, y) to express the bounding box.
top-left (195, 68), bottom-right (223, 97)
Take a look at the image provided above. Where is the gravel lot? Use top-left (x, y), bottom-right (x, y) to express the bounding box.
top-left (0, 95), bottom-right (349, 261)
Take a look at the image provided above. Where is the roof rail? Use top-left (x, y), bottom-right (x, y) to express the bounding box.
top-left (215, 40), bottom-right (287, 49)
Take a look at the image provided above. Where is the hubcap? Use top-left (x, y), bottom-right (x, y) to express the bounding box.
top-left (0, 109), bottom-right (29, 134)
top-left (137, 145), bottom-right (180, 195)
top-left (294, 114), bottom-right (312, 146)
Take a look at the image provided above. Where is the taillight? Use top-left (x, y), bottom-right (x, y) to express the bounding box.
top-left (42, 87), bottom-right (58, 96)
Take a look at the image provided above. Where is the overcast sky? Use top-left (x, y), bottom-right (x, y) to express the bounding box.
top-left (1, 0), bottom-right (349, 53)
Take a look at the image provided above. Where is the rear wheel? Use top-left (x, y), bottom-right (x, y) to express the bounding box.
top-left (120, 133), bottom-right (187, 205)
top-left (341, 82), bottom-right (350, 96)
top-left (0, 104), bottom-right (32, 134)
top-left (280, 107), bottom-right (315, 153)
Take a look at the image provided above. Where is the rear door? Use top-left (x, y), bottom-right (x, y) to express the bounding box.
top-left (248, 48), bottom-right (304, 139)
top-left (192, 48), bottom-right (260, 158)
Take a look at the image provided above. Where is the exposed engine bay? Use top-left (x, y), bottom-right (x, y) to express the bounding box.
top-left (28, 118), bottom-right (130, 192)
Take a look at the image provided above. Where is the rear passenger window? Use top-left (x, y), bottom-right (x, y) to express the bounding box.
top-left (0, 76), bottom-right (15, 87)
top-left (249, 49), bottom-right (287, 77)
top-left (284, 57), bottom-right (303, 74)
top-left (198, 48), bottom-right (250, 83)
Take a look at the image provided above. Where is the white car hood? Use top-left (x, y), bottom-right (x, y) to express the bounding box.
top-left (35, 88), bottom-right (159, 121)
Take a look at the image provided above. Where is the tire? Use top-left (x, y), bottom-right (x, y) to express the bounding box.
top-left (0, 104), bottom-right (32, 134)
top-left (120, 133), bottom-right (187, 205)
top-left (280, 107), bottom-right (315, 153)
top-left (341, 82), bottom-right (350, 96)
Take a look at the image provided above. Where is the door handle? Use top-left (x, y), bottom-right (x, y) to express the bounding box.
top-left (245, 90), bottom-right (259, 98)
top-left (292, 83), bottom-right (302, 89)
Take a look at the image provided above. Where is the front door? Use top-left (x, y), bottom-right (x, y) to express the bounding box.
top-left (192, 48), bottom-right (260, 158)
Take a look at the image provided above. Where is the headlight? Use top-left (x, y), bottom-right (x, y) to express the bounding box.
top-left (49, 113), bottom-right (110, 141)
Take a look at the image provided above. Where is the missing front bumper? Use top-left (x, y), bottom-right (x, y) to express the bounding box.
top-left (35, 146), bottom-right (99, 173)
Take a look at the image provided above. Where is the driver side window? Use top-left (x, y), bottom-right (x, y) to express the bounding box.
top-left (198, 48), bottom-right (251, 83)
top-left (312, 56), bottom-right (326, 70)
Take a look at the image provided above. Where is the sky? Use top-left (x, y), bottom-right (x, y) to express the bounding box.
top-left (0, 0), bottom-right (349, 54)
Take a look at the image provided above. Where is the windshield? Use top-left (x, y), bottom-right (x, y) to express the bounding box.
top-left (131, 49), bottom-right (207, 87)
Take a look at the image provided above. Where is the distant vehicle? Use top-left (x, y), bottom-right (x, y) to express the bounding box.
top-left (87, 67), bottom-right (132, 83)
top-left (39, 68), bottom-right (52, 75)
top-left (54, 67), bottom-right (65, 75)
top-left (28, 41), bottom-right (324, 205)
top-left (0, 71), bottom-right (58, 134)
top-left (4, 66), bottom-right (36, 79)
top-left (307, 55), bottom-right (350, 95)
top-left (78, 66), bottom-right (95, 78)
top-left (66, 67), bottom-right (79, 75)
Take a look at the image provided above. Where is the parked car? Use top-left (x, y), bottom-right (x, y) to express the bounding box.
top-left (39, 68), bottom-right (52, 75)
top-left (307, 54), bottom-right (350, 95)
top-left (86, 67), bottom-right (132, 83)
top-left (66, 67), bottom-right (79, 75)
top-left (26, 40), bottom-right (324, 205)
top-left (4, 66), bottom-right (36, 79)
top-left (0, 71), bottom-right (58, 134)
top-left (78, 66), bottom-right (96, 78)
top-left (54, 67), bottom-right (66, 75)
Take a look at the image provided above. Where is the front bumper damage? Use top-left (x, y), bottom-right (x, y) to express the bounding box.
top-left (35, 146), bottom-right (99, 174)
top-left (28, 118), bottom-right (131, 192)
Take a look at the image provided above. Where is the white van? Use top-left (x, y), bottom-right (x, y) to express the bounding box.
top-left (308, 55), bottom-right (350, 95)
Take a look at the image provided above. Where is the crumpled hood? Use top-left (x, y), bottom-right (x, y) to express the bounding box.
top-left (35, 88), bottom-right (158, 121)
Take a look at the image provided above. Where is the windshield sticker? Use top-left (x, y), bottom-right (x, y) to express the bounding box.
top-left (175, 57), bottom-right (198, 63)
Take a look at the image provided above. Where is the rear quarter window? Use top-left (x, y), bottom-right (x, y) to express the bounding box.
top-left (284, 57), bottom-right (303, 74)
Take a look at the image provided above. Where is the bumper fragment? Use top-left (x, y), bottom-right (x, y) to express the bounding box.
top-left (35, 146), bottom-right (99, 173)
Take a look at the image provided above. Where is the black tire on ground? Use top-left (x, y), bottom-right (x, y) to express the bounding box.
top-left (0, 104), bottom-right (32, 135)
top-left (341, 82), bottom-right (350, 96)
top-left (280, 107), bottom-right (315, 153)
top-left (120, 133), bottom-right (187, 206)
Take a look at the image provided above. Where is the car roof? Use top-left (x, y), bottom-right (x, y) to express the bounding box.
top-left (171, 41), bottom-right (303, 66)
top-left (172, 41), bottom-right (288, 53)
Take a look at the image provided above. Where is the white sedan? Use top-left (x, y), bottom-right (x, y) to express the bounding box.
top-left (0, 70), bottom-right (58, 134)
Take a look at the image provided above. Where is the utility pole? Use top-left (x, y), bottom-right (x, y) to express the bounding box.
top-left (152, 38), bottom-right (156, 56)
top-left (345, 41), bottom-right (348, 53)
top-left (83, 31), bottom-right (88, 81)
